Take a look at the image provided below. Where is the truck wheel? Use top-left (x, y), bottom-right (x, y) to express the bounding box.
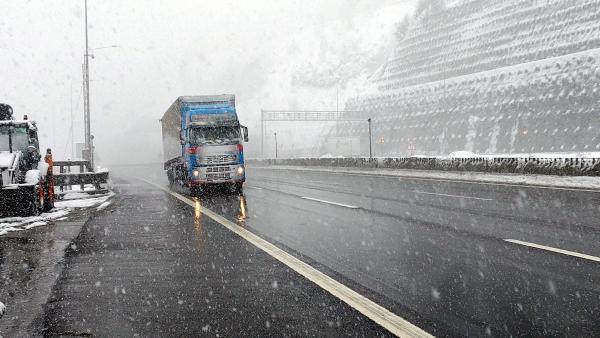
top-left (167, 169), bottom-right (175, 185)
top-left (190, 186), bottom-right (201, 197)
top-left (234, 182), bottom-right (243, 193)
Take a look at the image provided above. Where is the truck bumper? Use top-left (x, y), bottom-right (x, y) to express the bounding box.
top-left (189, 164), bottom-right (245, 185)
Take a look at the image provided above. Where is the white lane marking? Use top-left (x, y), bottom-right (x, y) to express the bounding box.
top-left (254, 166), bottom-right (600, 193)
top-left (505, 239), bottom-right (600, 263)
top-left (143, 179), bottom-right (432, 338)
top-left (301, 196), bottom-right (359, 209)
top-left (413, 190), bottom-right (493, 201)
top-left (246, 186), bottom-right (263, 190)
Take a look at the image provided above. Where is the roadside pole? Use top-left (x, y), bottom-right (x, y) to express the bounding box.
top-left (368, 118), bottom-right (372, 159)
top-left (83, 0), bottom-right (92, 168)
top-left (274, 132), bottom-right (278, 159)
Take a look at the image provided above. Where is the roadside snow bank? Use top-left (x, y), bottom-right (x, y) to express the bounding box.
top-left (0, 208), bottom-right (70, 236)
top-left (55, 192), bottom-right (114, 209)
top-left (0, 192), bottom-right (114, 237)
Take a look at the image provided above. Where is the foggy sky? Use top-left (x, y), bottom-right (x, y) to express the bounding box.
top-left (1, 0), bottom-right (414, 165)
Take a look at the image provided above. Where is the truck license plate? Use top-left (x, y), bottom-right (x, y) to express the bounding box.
top-left (207, 173), bottom-right (230, 180)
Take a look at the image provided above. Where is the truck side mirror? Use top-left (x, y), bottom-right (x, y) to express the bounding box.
top-left (241, 126), bottom-right (249, 142)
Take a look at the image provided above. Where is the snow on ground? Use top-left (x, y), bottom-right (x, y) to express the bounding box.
top-left (437, 152), bottom-right (600, 159)
top-left (96, 201), bottom-right (111, 211)
top-left (0, 192), bottom-right (114, 237)
top-left (319, 154), bottom-right (347, 159)
top-left (448, 151), bottom-right (477, 158)
top-left (54, 192), bottom-right (114, 208)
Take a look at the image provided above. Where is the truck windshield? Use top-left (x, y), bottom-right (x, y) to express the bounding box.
top-left (0, 126), bottom-right (29, 152)
top-left (189, 126), bottom-right (240, 145)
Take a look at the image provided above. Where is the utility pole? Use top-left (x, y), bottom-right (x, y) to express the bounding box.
top-left (70, 82), bottom-right (74, 159)
top-left (367, 118), bottom-right (372, 159)
top-left (274, 132), bottom-right (278, 159)
top-left (336, 85), bottom-right (339, 112)
top-left (335, 75), bottom-right (341, 113)
top-left (260, 110), bottom-right (264, 159)
top-left (83, 0), bottom-right (93, 169)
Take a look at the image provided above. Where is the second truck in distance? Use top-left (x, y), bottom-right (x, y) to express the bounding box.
top-left (161, 95), bottom-right (248, 194)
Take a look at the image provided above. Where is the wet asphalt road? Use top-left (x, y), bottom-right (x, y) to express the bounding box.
top-left (0, 210), bottom-right (91, 336)
top-left (42, 165), bottom-right (600, 336)
top-left (42, 176), bottom-right (388, 337)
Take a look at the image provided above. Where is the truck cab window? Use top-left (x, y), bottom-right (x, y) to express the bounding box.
top-left (12, 128), bottom-right (30, 151)
top-left (0, 126), bottom-right (29, 152)
top-left (0, 127), bottom-right (9, 152)
top-left (189, 126), bottom-right (241, 145)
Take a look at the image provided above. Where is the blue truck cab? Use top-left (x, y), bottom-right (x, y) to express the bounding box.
top-left (161, 95), bottom-right (248, 193)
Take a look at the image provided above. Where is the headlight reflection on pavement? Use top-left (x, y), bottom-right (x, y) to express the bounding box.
top-left (193, 198), bottom-right (204, 250)
top-left (237, 195), bottom-right (247, 226)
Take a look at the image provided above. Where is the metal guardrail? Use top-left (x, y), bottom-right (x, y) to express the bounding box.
top-left (53, 160), bottom-right (109, 197)
top-left (249, 157), bottom-right (600, 177)
top-left (54, 160), bottom-right (93, 173)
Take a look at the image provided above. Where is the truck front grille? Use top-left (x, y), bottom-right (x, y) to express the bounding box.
top-left (201, 154), bottom-right (236, 165)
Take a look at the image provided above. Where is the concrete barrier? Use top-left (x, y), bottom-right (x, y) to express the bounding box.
top-left (248, 157), bottom-right (600, 177)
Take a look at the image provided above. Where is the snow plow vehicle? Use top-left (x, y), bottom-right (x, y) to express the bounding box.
top-left (0, 103), bottom-right (54, 217)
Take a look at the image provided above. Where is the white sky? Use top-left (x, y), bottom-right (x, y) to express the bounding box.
top-left (0, 0), bottom-right (414, 164)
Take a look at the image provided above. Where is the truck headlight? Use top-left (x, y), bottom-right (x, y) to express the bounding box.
top-left (193, 169), bottom-right (200, 177)
top-left (237, 166), bottom-right (244, 175)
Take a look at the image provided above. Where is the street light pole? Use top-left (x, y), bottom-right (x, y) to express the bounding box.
top-left (367, 118), bottom-right (372, 159)
top-left (260, 110), bottom-right (264, 159)
top-left (83, 0), bottom-right (93, 169)
top-left (274, 132), bottom-right (278, 159)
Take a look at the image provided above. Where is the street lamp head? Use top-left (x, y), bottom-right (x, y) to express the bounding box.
top-left (90, 45), bottom-right (121, 51)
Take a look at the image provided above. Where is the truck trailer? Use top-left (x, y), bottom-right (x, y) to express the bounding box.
top-left (161, 95), bottom-right (248, 194)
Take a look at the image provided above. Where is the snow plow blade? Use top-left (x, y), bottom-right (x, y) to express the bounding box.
top-left (0, 185), bottom-right (38, 217)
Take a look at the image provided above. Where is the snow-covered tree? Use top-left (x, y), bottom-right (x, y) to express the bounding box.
top-left (395, 14), bottom-right (412, 41)
top-left (415, 0), bottom-right (446, 18)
